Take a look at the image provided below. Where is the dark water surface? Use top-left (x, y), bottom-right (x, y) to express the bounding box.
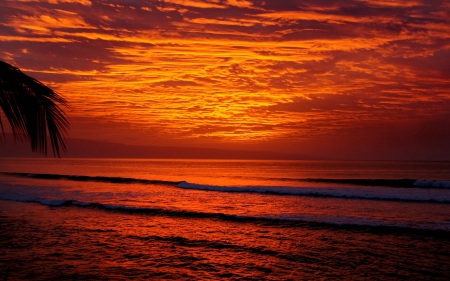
top-left (1, 201), bottom-right (449, 280)
top-left (1, 159), bottom-right (450, 280)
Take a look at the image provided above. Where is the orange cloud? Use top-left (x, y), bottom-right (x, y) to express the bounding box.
top-left (164, 0), bottom-right (225, 9)
top-left (6, 10), bottom-right (94, 34)
top-left (1, 0), bottom-right (449, 159)
top-left (16, 0), bottom-right (91, 5)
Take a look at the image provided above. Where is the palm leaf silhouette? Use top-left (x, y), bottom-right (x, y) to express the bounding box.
top-left (0, 60), bottom-right (69, 157)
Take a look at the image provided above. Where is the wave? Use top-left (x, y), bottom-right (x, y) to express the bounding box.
top-left (1, 196), bottom-right (448, 235)
top-left (312, 178), bottom-right (450, 188)
top-left (274, 178), bottom-right (450, 189)
top-left (1, 172), bottom-right (181, 186)
top-left (176, 182), bottom-right (450, 203)
top-left (3, 172), bottom-right (449, 189)
top-left (2, 172), bottom-right (450, 203)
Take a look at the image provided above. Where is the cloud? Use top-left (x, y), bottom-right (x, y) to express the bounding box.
top-left (1, 0), bottom-right (449, 159)
top-left (16, 0), bottom-right (91, 5)
top-left (150, 79), bottom-right (200, 88)
top-left (268, 94), bottom-right (363, 113)
top-left (164, 0), bottom-right (226, 9)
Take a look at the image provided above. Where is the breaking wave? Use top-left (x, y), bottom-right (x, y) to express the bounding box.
top-left (1, 172), bottom-right (181, 185)
top-left (176, 182), bottom-right (450, 203)
top-left (301, 178), bottom-right (450, 188)
top-left (3, 172), bottom-right (449, 189)
top-left (0, 195), bottom-right (448, 234)
top-left (2, 172), bottom-right (450, 203)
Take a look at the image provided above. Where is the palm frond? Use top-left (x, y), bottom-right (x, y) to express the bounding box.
top-left (0, 60), bottom-right (69, 157)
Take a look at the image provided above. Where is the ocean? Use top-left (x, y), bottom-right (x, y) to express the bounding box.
top-left (1, 158), bottom-right (449, 280)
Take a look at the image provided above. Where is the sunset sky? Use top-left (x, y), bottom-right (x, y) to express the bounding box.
top-left (1, 0), bottom-right (450, 160)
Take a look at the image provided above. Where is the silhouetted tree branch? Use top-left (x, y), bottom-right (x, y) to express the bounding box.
top-left (0, 60), bottom-right (69, 157)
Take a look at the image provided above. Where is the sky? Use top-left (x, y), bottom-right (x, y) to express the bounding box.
top-left (1, 0), bottom-right (450, 160)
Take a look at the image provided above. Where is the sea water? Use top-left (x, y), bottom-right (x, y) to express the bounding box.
top-left (1, 158), bottom-right (449, 280)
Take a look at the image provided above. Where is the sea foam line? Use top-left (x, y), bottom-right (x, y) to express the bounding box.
top-left (2, 172), bottom-right (450, 203)
top-left (1, 196), bottom-right (449, 234)
top-left (304, 178), bottom-right (450, 188)
top-left (176, 182), bottom-right (450, 203)
top-left (3, 172), bottom-right (449, 189)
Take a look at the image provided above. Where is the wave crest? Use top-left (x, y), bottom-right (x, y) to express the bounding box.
top-left (1, 196), bottom-right (448, 234)
top-left (2, 172), bottom-right (450, 203)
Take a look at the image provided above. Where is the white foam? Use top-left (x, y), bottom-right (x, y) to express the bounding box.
top-left (177, 181), bottom-right (450, 203)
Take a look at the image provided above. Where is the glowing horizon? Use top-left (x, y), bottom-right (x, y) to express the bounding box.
top-left (1, 0), bottom-right (449, 160)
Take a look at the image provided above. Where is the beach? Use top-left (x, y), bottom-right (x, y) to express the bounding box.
top-left (2, 0), bottom-right (450, 279)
